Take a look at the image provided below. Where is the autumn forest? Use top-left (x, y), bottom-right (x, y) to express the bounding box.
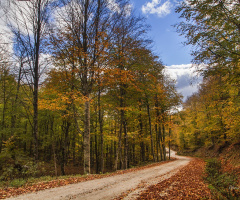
top-left (0, 0), bottom-right (239, 186)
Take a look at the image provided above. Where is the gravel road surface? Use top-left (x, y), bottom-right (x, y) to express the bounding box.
top-left (7, 151), bottom-right (191, 200)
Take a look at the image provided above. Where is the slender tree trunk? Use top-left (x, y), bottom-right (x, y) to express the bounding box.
top-left (169, 115), bottom-right (171, 160)
top-left (33, 77), bottom-right (39, 162)
top-left (115, 83), bottom-right (125, 170)
top-left (139, 102), bottom-right (145, 162)
top-left (72, 133), bottom-right (76, 165)
top-left (94, 128), bottom-right (99, 173)
top-left (98, 88), bottom-right (104, 173)
top-left (64, 121), bottom-right (70, 169)
top-left (84, 96), bottom-right (91, 174)
top-left (123, 119), bottom-right (128, 169)
top-left (159, 124), bottom-right (163, 161)
top-left (0, 67), bottom-right (7, 153)
top-left (94, 0), bottom-right (103, 173)
top-left (60, 144), bottom-right (65, 175)
top-left (11, 59), bottom-right (23, 131)
top-left (50, 117), bottom-right (58, 176)
top-left (52, 143), bottom-right (58, 176)
top-left (155, 95), bottom-right (163, 161)
top-left (146, 99), bottom-right (155, 161)
top-left (159, 127), bottom-right (163, 160)
top-left (115, 118), bottom-right (122, 171)
top-left (82, 0), bottom-right (91, 174)
top-left (32, 0), bottom-right (42, 162)
top-left (90, 134), bottom-right (94, 170)
top-left (60, 120), bottom-right (70, 175)
top-left (93, 108), bottom-right (99, 173)
top-left (162, 124), bottom-right (166, 161)
top-left (155, 124), bottom-right (159, 161)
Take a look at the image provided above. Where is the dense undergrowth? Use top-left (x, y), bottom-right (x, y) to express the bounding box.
top-left (204, 158), bottom-right (240, 199)
top-left (176, 142), bottom-right (240, 199)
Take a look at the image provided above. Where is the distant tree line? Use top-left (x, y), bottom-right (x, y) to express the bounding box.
top-left (172, 0), bottom-right (240, 150)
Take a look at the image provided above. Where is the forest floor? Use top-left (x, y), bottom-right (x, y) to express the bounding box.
top-left (135, 158), bottom-right (212, 200)
top-left (1, 151), bottom-right (212, 200)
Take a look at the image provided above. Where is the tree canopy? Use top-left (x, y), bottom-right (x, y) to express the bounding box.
top-left (0, 0), bottom-right (181, 181)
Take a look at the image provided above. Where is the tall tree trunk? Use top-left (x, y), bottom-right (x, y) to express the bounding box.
top-left (60, 120), bottom-right (70, 175)
top-left (84, 96), bottom-right (91, 174)
top-left (93, 108), bottom-right (99, 173)
top-left (82, 0), bottom-right (91, 174)
top-left (155, 95), bottom-right (163, 161)
top-left (11, 59), bottom-right (23, 131)
top-left (139, 102), bottom-right (145, 162)
top-left (72, 132), bottom-right (76, 165)
top-left (53, 143), bottom-right (58, 176)
top-left (155, 123), bottom-right (159, 161)
top-left (50, 116), bottom-right (58, 176)
top-left (32, 0), bottom-right (42, 162)
top-left (169, 115), bottom-right (171, 160)
top-left (94, 128), bottom-right (99, 173)
top-left (60, 144), bottom-right (65, 175)
top-left (98, 88), bottom-right (104, 173)
top-left (115, 117), bottom-right (123, 171)
top-left (115, 83), bottom-right (125, 170)
top-left (123, 119), bottom-right (128, 169)
top-left (0, 68), bottom-right (6, 153)
top-left (33, 80), bottom-right (38, 162)
top-left (146, 99), bottom-right (155, 162)
top-left (162, 124), bottom-right (166, 161)
top-left (159, 124), bottom-right (163, 161)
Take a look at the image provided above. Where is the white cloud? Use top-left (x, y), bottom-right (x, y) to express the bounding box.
top-left (5, 1), bottom-right (34, 35)
top-left (123, 3), bottom-right (133, 17)
top-left (165, 64), bottom-right (203, 102)
top-left (107, 0), bottom-right (120, 13)
top-left (142, 0), bottom-right (172, 17)
top-left (107, 0), bottom-right (133, 16)
top-left (178, 84), bottom-right (199, 102)
top-left (165, 64), bottom-right (194, 80)
top-left (0, 0), bottom-right (15, 55)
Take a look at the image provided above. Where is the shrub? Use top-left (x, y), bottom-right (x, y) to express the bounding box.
top-left (204, 158), bottom-right (240, 200)
top-left (205, 158), bottom-right (221, 181)
top-left (0, 136), bottom-right (46, 185)
top-left (9, 179), bottom-right (27, 188)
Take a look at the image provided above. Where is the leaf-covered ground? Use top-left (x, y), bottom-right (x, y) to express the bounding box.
top-left (0, 160), bottom-right (175, 199)
top-left (137, 158), bottom-right (212, 200)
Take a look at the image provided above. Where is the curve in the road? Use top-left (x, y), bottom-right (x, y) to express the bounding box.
top-left (7, 151), bottom-right (191, 200)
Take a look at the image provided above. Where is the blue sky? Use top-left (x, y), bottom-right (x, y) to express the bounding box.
top-left (129, 0), bottom-right (201, 101)
top-left (130, 0), bottom-right (193, 66)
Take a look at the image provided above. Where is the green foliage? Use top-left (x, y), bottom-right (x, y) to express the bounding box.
top-left (8, 179), bottom-right (27, 188)
top-left (0, 136), bottom-right (45, 183)
top-left (175, 0), bottom-right (240, 75)
top-left (205, 158), bottom-right (222, 181)
top-left (179, 132), bottom-right (186, 150)
top-left (172, 0), bottom-right (240, 152)
top-left (204, 159), bottom-right (240, 199)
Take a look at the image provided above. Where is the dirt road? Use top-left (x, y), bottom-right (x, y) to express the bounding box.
top-left (7, 151), bottom-right (191, 200)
